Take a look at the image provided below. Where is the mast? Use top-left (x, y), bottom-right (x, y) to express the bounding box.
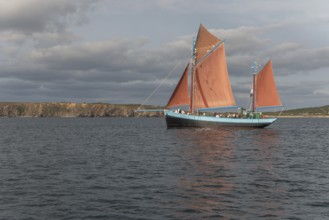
top-left (252, 74), bottom-right (256, 113)
top-left (190, 37), bottom-right (196, 113)
top-left (251, 61), bottom-right (260, 113)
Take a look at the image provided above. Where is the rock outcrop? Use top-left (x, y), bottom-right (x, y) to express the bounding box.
top-left (0, 102), bottom-right (163, 117)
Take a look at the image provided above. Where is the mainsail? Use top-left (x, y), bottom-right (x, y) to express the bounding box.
top-left (192, 24), bottom-right (236, 110)
top-left (255, 60), bottom-right (282, 108)
top-left (193, 43), bottom-right (236, 109)
top-left (166, 63), bottom-right (190, 108)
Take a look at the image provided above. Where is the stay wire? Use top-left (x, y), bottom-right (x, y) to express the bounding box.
top-left (138, 61), bottom-right (182, 109)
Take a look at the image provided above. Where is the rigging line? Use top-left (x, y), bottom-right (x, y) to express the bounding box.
top-left (278, 106), bottom-right (284, 118)
top-left (138, 61), bottom-right (182, 109)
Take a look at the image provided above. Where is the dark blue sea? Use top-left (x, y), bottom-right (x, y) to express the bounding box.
top-left (1, 117), bottom-right (329, 219)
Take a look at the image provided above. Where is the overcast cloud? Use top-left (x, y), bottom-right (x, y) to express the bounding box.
top-left (0, 0), bottom-right (329, 108)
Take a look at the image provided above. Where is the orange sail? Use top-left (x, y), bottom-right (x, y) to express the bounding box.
top-left (194, 24), bottom-right (221, 62)
top-left (166, 63), bottom-right (190, 108)
top-left (193, 43), bottom-right (236, 109)
top-left (255, 60), bottom-right (282, 108)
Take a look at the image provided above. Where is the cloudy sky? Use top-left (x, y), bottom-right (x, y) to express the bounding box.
top-left (0, 0), bottom-right (329, 109)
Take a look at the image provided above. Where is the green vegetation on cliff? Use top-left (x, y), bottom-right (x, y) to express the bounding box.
top-left (0, 102), bottom-right (163, 117)
top-left (265, 105), bottom-right (329, 117)
top-left (282, 105), bottom-right (329, 117)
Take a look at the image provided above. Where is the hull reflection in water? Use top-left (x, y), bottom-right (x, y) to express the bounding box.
top-left (169, 127), bottom-right (285, 219)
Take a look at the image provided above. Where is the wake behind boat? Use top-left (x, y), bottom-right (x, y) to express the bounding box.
top-left (163, 24), bottom-right (282, 128)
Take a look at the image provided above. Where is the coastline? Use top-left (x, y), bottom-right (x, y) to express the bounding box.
top-left (276, 115), bottom-right (329, 118)
top-left (0, 102), bottom-right (163, 118)
top-left (0, 102), bottom-right (328, 118)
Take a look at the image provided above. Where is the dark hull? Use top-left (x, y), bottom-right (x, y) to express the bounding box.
top-left (165, 113), bottom-right (276, 129)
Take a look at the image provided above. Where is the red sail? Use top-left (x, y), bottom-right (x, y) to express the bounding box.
top-left (194, 24), bottom-right (221, 62)
top-left (193, 44), bottom-right (236, 109)
top-left (166, 64), bottom-right (190, 108)
top-left (255, 60), bottom-right (282, 108)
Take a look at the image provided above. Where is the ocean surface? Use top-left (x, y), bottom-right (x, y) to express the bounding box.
top-left (0, 117), bottom-right (329, 220)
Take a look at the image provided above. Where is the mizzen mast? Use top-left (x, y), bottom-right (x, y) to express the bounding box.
top-left (251, 61), bottom-right (261, 113)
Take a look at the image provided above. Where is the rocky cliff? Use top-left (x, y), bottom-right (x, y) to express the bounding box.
top-left (0, 102), bottom-right (163, 117)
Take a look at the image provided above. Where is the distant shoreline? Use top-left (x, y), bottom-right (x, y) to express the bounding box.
top-left (0, 102), bottom-right (163, 118)
top-left (275, 115), bottom-right (329, 118)
top-left (0, 102), bottom-right (328, 118)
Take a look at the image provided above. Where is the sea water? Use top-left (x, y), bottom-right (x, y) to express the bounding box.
top-left (0, 117), bottom-right (329, 219)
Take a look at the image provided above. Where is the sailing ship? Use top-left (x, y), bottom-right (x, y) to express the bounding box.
top-left (164, 24), bottom-right (283, 128)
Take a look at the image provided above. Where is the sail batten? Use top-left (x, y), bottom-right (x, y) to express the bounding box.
top-left (255, 60), bottom-right (282, 108)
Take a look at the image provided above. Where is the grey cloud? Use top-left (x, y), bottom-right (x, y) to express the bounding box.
top-left (27, 38), bottom-right (190, 82)
top-left (209, 25), bottom-right (281, 77)
top-left (216, 26), bottom-right (271, 56)
top-left (0, 76), bottom-right (173, 104)
top-left (0, 0), bottom-right (99, 51)
top-left (268, 44), bottom-right (329, 74)
top-left (269, 80), bottom-right (329, 108)
top-left (0, 0), bottom-right (99, 33)
top-left (32, 31), bottom-right (79, 48)
top-left (0, 34), bottom-right (191, 105)
top-left (0, 0), bottom-right (328, 110)
top-left (0, 29), bottom-right (79, 51)
top-left (215, 25), bottom-right (329, 77)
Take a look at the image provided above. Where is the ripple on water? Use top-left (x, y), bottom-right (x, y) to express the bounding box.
top-left (0, 118), bottom-right (329, 219)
